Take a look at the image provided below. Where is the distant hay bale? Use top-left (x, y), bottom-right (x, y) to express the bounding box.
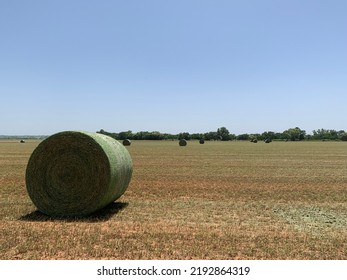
top-left (199, 139), bottom-right (205, 144)
top-left (179, 139), bottom-right (187, 146)
top-left (123, 139), bottom-right (131, 146)
top-left (251, 139), bottom-right (258, 143)
top-left (265, 138), bottom-right (272, 143)
top-left (25, 131), bottom-right (133, 217)
top-left (20, 140), bottom-right (25, 143)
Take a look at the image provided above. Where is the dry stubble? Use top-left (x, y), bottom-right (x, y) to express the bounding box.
top-left (1, 140), bottom-right (347, 259)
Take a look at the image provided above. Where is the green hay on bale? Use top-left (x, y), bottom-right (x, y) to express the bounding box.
top-left (123, 139), bottom-right (131, 146)
top-left (25, 131), bottom-right (133, 217)
top-left (179, 139), bottom-right (187, 146)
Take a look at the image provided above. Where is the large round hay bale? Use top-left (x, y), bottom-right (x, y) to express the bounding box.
top-left (25, 131), bottom-right (133, 217)
top-left (179, 139), bottom-right (187, 146)
top-left (123, 139), bottom-right (131, 146)
top-left (199, 139), bottom-right (205, 144)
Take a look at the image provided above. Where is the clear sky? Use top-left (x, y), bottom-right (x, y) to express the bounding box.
top-left (1, 0), bottom-right (346, 135)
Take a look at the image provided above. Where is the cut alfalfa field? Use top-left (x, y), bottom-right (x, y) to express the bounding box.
top-left (1, 140), bottom-right (347, 259)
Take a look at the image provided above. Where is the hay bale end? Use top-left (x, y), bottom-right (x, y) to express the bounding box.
top-left (25, 131), bottom-right (133, 217)
top-left (179, 139), bottom-right (187, 146)
top-left (123, 139), bottom-right (131, 146)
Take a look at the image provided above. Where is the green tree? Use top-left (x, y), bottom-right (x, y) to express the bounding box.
top-left (204, 131), bottom-right (218, 141)
top-left (283, 127), bottom-right (306, 141)
top-left (96, 129), bottom-right (118, 139)
top-left (312, 129), bottom-right (341, 140)
top-left (118, 130), bottom-right (133, 140)
top-left (178, 132), bottom-right (190, 140)
top-left (237, 134), bottom-right (250, 140)
top-left (340, 133), bottom-right (347, 141)
top-left (217, 127), bottom-right (231, 141)
top-left (261, 131), bottom-right (276, 141)
top-left (191, 133), bottom-right (204, 140)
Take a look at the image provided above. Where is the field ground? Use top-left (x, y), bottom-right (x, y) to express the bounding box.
top-left (1, 140), bottom-right (347, 259)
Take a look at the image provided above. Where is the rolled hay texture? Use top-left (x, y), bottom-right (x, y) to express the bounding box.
top-left (25, 131), bottom-right (133, 217)
top-left (179, 139), bottom-right (187, 146)
top-left (123, 139), bottom-right (131, 146)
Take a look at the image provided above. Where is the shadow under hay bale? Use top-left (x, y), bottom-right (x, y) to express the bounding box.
top-left (25, 131), bottom-right (133, 217)
top-left (179, 139), bottom-right (187, 146)
top-left (20, 202), bottom-right (129, 223)
top-left (123, 139), bottom-right (131, 146)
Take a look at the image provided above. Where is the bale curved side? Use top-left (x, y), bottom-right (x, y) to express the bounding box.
top-left (123, 139), bottom-right (131, 146)
top-left (25, 131), bottom-right (133, 217)
top-left (179, 139), bottom-right (187, 146)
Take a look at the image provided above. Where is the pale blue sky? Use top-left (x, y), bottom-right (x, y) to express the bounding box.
top-left (1, 0), bottom-right (346, 135)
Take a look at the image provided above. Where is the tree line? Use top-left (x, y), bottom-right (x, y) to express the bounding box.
top-left (97, 127), bottom-right (347, 141)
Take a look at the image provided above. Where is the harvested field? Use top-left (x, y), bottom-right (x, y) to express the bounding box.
top-left (1, 140), bottom-right (347, 259)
